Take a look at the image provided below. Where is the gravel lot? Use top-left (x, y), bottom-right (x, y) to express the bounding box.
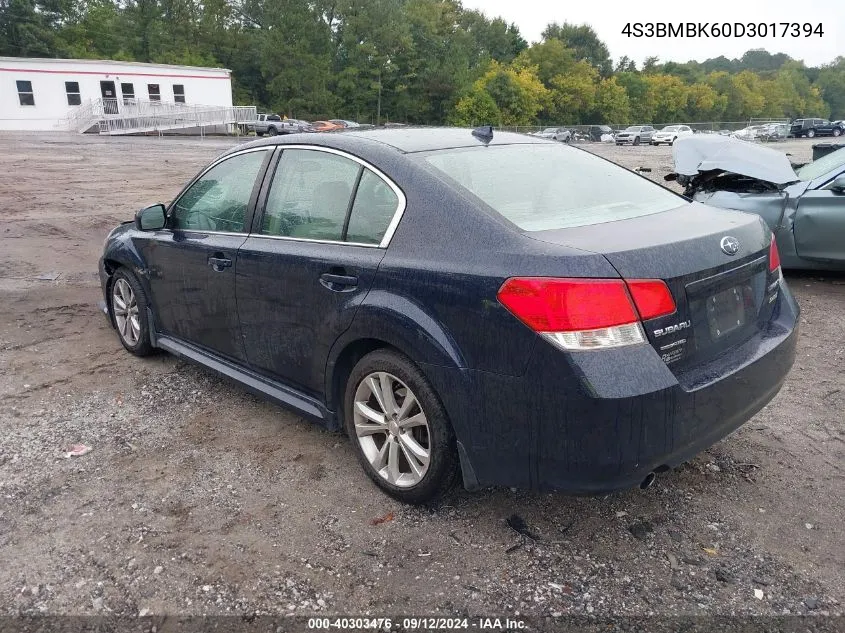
top-left (1, 132), bottom-right (843, 623)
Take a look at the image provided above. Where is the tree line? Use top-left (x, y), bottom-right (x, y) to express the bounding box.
top-left (2, 0), bottom-right (843, 125)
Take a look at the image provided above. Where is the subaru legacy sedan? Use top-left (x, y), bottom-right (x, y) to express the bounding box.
top-left (100, 128), bottom-right (798, 503)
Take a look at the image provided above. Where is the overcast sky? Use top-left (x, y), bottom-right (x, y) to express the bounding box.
top-left (461, 0), bottom-right (842, 67)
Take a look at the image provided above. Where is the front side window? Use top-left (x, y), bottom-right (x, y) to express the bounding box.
top-left (148, 84), bottom-right (160, 101)
top-left (65, 81), bottom-right (81, 106)
top-left (16, 80), bottom-right (34, 106)
top-left (423, 144), bottom-right (684, 231)
top-left (171, 150), bottom-right (269, 232)
top-left (173, 84), bottom-right (185, 103)
top-left (261, 149), bottom-right (360, 241)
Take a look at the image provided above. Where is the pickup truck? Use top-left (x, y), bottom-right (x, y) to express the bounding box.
top-left (253, 114), bottom-right (298, 136)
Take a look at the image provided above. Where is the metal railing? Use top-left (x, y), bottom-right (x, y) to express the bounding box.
top-left (61, 98), bottom-right (257, 135)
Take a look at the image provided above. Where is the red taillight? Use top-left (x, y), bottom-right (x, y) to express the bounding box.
top-left (497, 277), bottom-right (676, 350)
top-left (769, 235), bottom-right (781, 272)
top-left (496, 278), bottom-right (638, 331)
top-left (626, 279), bottom-right (677, 320)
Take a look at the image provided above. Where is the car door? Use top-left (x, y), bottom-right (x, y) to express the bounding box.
top-left (138, 148), bottom-right (273, 361)
top-left (236, 146), bottom-right (404, 395)
top-left (792, 177), bottom-right (845, 263)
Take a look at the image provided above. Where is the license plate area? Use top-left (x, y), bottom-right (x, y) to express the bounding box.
top-left (706, 285), bottom-right (752, 341)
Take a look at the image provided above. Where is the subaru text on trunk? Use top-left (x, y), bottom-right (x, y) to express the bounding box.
top-left (99, 128), bottom-right (799, 503)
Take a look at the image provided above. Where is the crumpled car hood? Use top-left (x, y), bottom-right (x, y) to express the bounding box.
top-left (672, 135), bottom-right (799, 186)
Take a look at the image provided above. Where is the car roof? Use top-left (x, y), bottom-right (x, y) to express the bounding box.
top-left (341, 127), bottom-right (547, 153)
top-left (223, 127), bottom-right (552, 162)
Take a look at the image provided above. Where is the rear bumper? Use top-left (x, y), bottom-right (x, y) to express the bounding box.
top-left (426, 282), bottom-right (799, 493)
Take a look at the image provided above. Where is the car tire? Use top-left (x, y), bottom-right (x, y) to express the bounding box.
top-left (834, 128), bottom-right (842, 137)
top-left (344, 349), bottom-right (460, 504)
top-left (110, 268), bottom-right (154, 357)
top-left (807, 129), bottom-right (815, 138)
top-left (267, 126), bottom-right (278, 136)
top-left (256, 131), bottom-right (264, 137)
top-left (633, 136), bottom-right (640, 146)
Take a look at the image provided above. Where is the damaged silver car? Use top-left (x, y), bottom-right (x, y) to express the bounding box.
top-left (668, 136), bottom-right (845, 271)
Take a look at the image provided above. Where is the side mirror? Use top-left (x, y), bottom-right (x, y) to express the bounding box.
top-left (830, 175), bottom-right (845, 195)
top-left (135, 204), bottom-right (167, 230)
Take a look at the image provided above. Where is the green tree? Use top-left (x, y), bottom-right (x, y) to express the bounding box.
top-left (541, 21), bottom-right (611, 76)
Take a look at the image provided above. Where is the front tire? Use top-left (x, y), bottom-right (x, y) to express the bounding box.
top-left (344, 349), bottom-right (459, 504)
top-left (267, 126), bottom-right (278, 136)
top-left (833, 128), bottom-right (842, 137)
top-left (633, 136), bottom-right (640, 146)
top-left (807, 129), bottom-right (815, 138)
top-left (110, 268), bottom-right (153, 356)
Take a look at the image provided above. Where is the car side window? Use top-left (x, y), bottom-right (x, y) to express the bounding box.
top-left (171, 150), bottom-right (268, 232)
top-left (346, 169), bottom-right (400, 244)
top-left (262, 149), bottom-right (360, 241)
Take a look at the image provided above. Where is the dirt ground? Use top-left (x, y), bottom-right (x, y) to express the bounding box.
top-left (1, 132), bottom-right (843, 623)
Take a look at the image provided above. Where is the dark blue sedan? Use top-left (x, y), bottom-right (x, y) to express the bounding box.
top-left (99, 128), bottom-right (799, 503)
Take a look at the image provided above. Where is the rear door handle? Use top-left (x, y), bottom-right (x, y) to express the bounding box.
top-left (319, 273), bottom-right (358, 290)
top-left (208, 256), bottom-right (232, 272)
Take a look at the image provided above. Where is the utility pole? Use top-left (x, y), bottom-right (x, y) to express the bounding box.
top-left (377, 67), bottom-right (382, 126)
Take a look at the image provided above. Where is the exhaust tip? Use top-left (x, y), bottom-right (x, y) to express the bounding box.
top-left (640, 472), bottom-right (656, 490)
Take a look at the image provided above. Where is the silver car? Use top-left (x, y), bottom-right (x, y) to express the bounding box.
top-left (531, 127), bottom-right (572, 142)
top-left (615, 125), bottom-right (655, 146)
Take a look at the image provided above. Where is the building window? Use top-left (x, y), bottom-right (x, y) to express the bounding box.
top-left (16, 80), bottom-right (35, 106)
top-left (65, 81), bottom-right (81, 106)
top-left (147, 84), bottom-right (161, 101)
top-left (173, 84), bottom-right (185, 103)
top-left (121, 82), bottom-right (135, 104)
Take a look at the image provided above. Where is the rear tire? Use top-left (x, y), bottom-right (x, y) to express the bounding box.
top-left (256, 131), bottom-right (264, 137)
top-left (807, 129), bottom-right (815, 138)
top-left (344, 349), bottom-right (460, 504)
top-left (110, 268), bottom-right (154, 357)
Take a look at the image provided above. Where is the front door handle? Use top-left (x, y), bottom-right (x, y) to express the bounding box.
top-left (319, 272), bottom-right (358, 291)
top-left (208, 256), bottom-right (232, 272)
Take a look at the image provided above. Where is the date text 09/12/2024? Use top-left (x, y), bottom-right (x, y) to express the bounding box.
top-left (622, 22), bottom-right (824, 38)
top-left (307, 617), bottom-right (526, 630)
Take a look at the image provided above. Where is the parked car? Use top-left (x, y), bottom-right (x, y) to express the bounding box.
top-left (581, 125), bottom-right (614, 142)
top-left (810, 120), bottom-right (845, 138)
top-left (670, 135), bottom-right (845, 271)
top-left (254, 114), bottom-right (298, 136)
top-left (311, 120), bottom-right (343, 132)
top-left (789, 118), bottom-right (829, 138)
top-left (758, 123), bottom-right (789, 142)
top-left (731, 125), bottom-right (765, 141)
top-left (530, 127), bottom-right (572, 142)
top-left (615, 125), bottom-right (655, 145)
top-left (650, 125), bottom-right (694, 146)
top-left (100, 128), bottom-right (798, 503)
top-left (330, 119), bottom-right (361, 128)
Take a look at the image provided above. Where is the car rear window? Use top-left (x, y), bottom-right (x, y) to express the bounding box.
top-left (421, 144), bottom-right (684, 231)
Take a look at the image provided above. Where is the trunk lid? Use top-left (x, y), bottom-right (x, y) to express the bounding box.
top-left (530, 202), bottom-right (779, 375)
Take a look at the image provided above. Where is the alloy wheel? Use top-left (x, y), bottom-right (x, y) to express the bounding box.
top-left (112, 278), bottom-right (141, 347)
top-left (353, 371), bottom-right (431, 488)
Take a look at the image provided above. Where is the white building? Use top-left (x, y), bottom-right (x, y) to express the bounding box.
top-left (0, 57), bottom-right (236, 132)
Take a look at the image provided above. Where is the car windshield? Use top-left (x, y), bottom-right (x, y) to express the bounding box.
top-left (660, 126), bottom-right (679, 132)
top-left (422, 144), bottom-right (683, 231)
top-left (796, 147), bottom-right (845, 181)
top-left (542, 128), bottom-right (556, 133)
top-left (623, 126), bottom-right (641, 132)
